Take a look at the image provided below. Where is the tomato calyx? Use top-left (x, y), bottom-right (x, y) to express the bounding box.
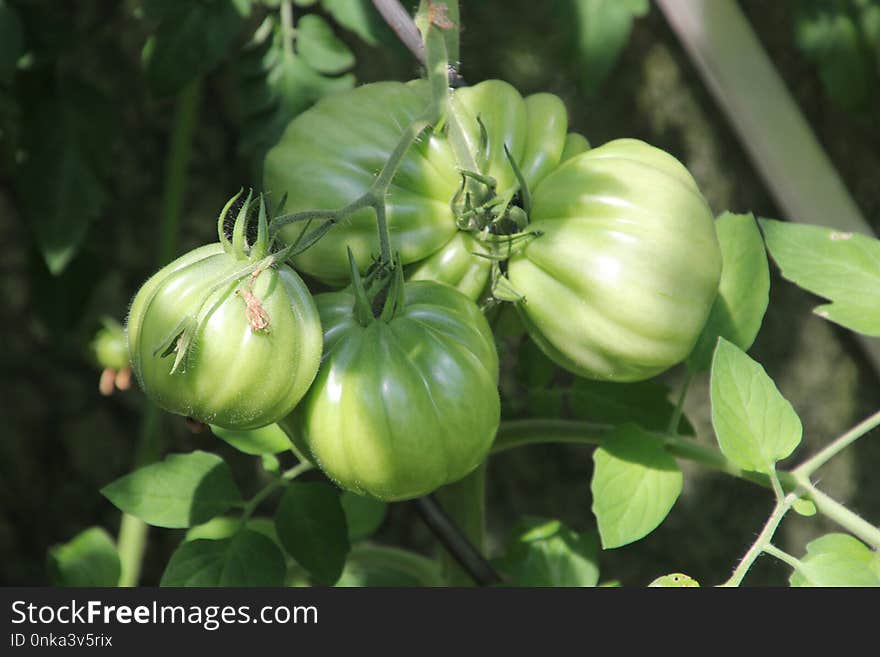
top-left (347, 247), bottom-right (406, 326)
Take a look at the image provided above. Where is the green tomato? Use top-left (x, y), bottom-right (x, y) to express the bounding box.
top-left (263, 80), bottom-right (461, 284)
top-left (508, 139), bottom-right (722, 382)
top-left (90, 317), bottom-right (129, 371)
top-left (263, 79), bottom-right (571, 294)
top-left (406, 231), bottom-right (491, 301)
top-left (127, 243), bottom-right (323, 429)
top-left (288, 280), bottom-right (500, 501)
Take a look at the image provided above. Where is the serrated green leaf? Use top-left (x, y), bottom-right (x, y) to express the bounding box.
top-left (0, 0), bottom-right (23, 83)
top-left (590, 424), bottom-right (682, 549)
top-left (570, 379), bottom-right (694, 435)
top-left (101, 451), bottom-right (243, 528)
top-left (17, 79), bottom-right (116, 274)
top-left (322, 0), bottom-right (385, 46)
top-left (790, 533), bottom-right (880, 587)
top-left (210, 423), bottom-right (292, 455)
top-left (710, 338), bottom-right (802, 474)
top-left (48, 527), bottom-right (121, 587)
top-left (688, 212), bottom-right (770, 372)
top-left (760, 218), bottom-right (880, 336)
top-left (237, 16), bottom-right (354, 160)
top-left (340, 491), bottom-right (387, 541)
top-left (336, 544), bottom-right (444, 587)
top-left (144, 0), bottom-right (249, 96)
top-left (648, 573), bottom-right (700, 587)
top-left (160, 529), bottom-right (286, 586)
top-left (275, 482), bottom-right (350, 584)
top-left (495, 517), bottom-right (600, 587)
top-left (573, 0), bottom-right (649, 93)
top-left (296, 14), bottom-right (355, 74)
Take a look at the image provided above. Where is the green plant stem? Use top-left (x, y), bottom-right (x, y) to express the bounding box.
top-left (721, 492), bottom-right (796, 587)
top-left (763, 544), bottom-right (804, 572)
top-left (493, 419), bottom-right (797, 490)
top-left (240, 461), bottom-right (314, 524)
top-left (116, 80), bottom-right (202, 587)
top-left (793, 408), bottom-right (880, 477)
top-left (795, 476), bottom-right (880, 549)
top-left (433, 464), bottom-right (490, 586)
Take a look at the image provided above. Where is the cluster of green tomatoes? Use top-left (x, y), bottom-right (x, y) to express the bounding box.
top-left (126, 78), bottom-right (723, 502)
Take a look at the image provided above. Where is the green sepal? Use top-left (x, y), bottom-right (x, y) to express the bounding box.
top-left (379, 260), bottom-right (406, 323)
top-left (491, 265), bottom-right (525, 303)
top-left (151, 315), bottom-right (197, 375)
top-left (348, 247), bottom-right (374, 326)
top-left (252, 195), bottom-right (270, 260)
top-left (503, 143), bottom-right (531, 215)
top-left (232, 189), bottom-right (254, 259)
top-left (476, 114), bottom-right (490, 172)
top-left (217, 188), bottom-right (244, 254)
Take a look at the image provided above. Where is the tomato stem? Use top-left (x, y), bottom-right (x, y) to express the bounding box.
top-left (414, 491), bottom-right (501, 587)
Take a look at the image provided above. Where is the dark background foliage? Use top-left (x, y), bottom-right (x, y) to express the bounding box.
top-left (1, 0), bottom-right (878, 586)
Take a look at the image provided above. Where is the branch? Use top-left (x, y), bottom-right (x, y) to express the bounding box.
top-left (414, 495), bottom-right (502, 586)
top-left (371, 0), bottom-right (425, 63)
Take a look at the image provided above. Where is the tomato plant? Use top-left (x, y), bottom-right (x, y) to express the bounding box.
top-left (7, 0), bottom-right (880, 598)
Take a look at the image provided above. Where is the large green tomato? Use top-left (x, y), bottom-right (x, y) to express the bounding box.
top-left (508, 139), bottom-right (722, 382)
top-left (263, 80), bottom-right (460, 284)
top-left (262, 79), bottom-right (571, 297)
top-left (127, 244), bottom-right (323, 429)
top-left (287, 280), bottom-right (500, 501)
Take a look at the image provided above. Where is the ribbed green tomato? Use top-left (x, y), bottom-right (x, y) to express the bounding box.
top-left (263, 80), bottom-right (461, 284)
top-left (507, 139), bottom-right (722, 382)
top-left (127, 243), bottom-right (323, 429)
top-left (287, 280), bottom-right (500, 501)
top-left (262, 79), bottom-right (571, 295)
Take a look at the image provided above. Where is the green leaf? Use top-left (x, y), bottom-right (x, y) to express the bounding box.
top-left (17, 79), bottom-right (116, 274)
top-left (494, 517), bottom-right (600, 587)
top-left (275, 482), bottom-right (350, 584)
top-left (570, 379), bottom-right (694, 435)
top-left (340, 491), bottom-right (387, 541)
top-left (688, 212), bottom-right (770, 372)
top-left (101, 451), bottom-right (243, 528)
top-left (710, 338), bottom-right (803, 474)
top-left (760, 218), bottom-right (880, 336)
top-left (236, 16), bottom-right (354, 160)
top-left (336, 544), bottom-right (444, 587)
top-left (160, 529), bottom-right (286, 586)
top-left (296, 14), bottom-right (355, 75)
top-left (590, 424), bottom-right (682, 549)
top-left (648, 573), bottom-right (700, 587)
top-left (573, 0), bottom-right (649, 93)
top-left (322, 0), bottom-right (386, 46)
top-left (790, 533), bottom-right (880, 587)
top-left (144, 0), bottom-right (249, 96)
top-left (210, 423), bottom-right (292, 455)
top-left (47, 527), bottom-right (121, 587)
top-left (792, 498), bottom-right (817, 517)
top-left (0, 0), bottom-right (23, 83)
